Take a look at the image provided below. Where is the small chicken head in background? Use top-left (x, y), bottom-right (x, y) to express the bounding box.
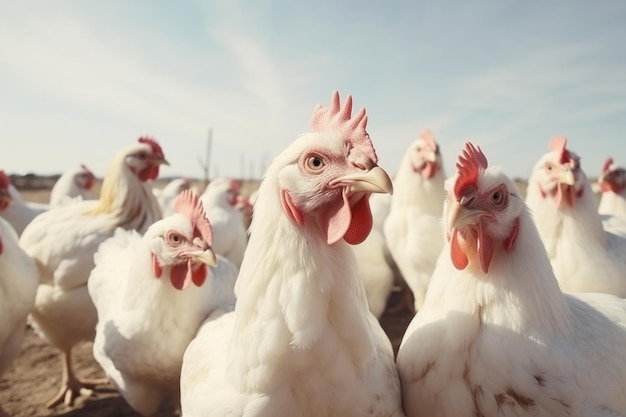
top-left (599, 157), bottom-right (626, 194)
top-left (445, 142), bottom-right (522, 274)
top-left (76, 164), bottom-right (96, 191)
top-left (150, 189), bottom-right (217, 290)
top-left (278, 91), bottom-right (393, 245)
top-left (532, 136), bottom-right (585, 208)
top-left (0, 171), bottom-right (12, 212)
top-left (127, 136), bottom-right (169, 181)
top-left (411, 129), bottom-right (441, 179)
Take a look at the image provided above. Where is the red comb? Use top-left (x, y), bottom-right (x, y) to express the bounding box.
top-left (174, 189), bottom-right (213, 245)
top-left (454, 142), bottom-right (488, 199)
top-left (80, 164), bottom-right (95, 179)
top-left (310, 91), bottom-right (377, 163)
top-left (420, 130), bottom-right (438, 152)
top-left (138, 136), bottom-right (164, 158)
top-left (602, 157), bottom-right (614, 174)
top-left (548, 136), bottom-right (572, 165)
top-left (0, 171), bottom-right (10, 189)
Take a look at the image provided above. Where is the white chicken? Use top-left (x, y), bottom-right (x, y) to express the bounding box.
top-left (384, 130), bottom-right (447, 312)
top-left (88, 189), bottom-right (237, 416)
top-left (154, 176), bottom-right (193, 217)
top-left (0, 189), bottom-right (38, 377)
top-left (397, 142), bottom-right (626, 417)
top-left (180, 91), bottom-right (404, 417)
top-left (199, 178), bottom-right (247, 269)
top-left (19, 136), bottom-right (167, 407)
top-left (49, 164), bottom-right (97, 208)
top-left (525, 136), bottom-right (626, 297)
top-left (0, 171), bottom-right (48, 236)
top-left (351, 227), bottom-right (395, 319)
top-left (598, 157), bottom-right (626, 218)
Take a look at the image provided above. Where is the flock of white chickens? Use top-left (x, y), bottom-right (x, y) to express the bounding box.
top-left (1, 91), bottom-right (626, 417)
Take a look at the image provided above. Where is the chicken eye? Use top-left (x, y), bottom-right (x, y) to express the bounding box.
top-left (166, 232), bottom-right (183, 246)
top-left (136, 152), bottom-right (148, 160)
top-left (306, 155), bottom-right (325, 171)
top-left (491, 189), bottom-right (505, 206)
top-left (545, 163), bottom-right (553, 172)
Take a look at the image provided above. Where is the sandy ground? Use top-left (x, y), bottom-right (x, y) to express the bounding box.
top-left (0, 186), bottom-right (414, 417)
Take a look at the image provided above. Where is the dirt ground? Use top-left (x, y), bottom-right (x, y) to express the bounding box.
top-left (0, 186), bottom-right (414, 417)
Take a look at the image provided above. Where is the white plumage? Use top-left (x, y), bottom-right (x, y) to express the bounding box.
top-left (525, 136), bottom-right (626, 297)
top-left (352, 226), bottom-right (395, 319)
top-left (0, 171), bottom-right (47, 236)
top-left (199, 178), bottom-right (248, 269)
top-left (49, 164), bottom-right (97, 208)
top-left (19, 137), bottom-right (167, 407)
top-left (180, 91), bottom-right (404, 417)
top-left (598, 157), bottom-right (626, 218)
top-left (154, 176), bottom-right (193, 217)
top-left (0, 212), bottom-right (38, 376)
top-left (384, 130), bottom-right (447, 312)
top-left (397, 142), bottom-right (626, 417)
top-left (88, 189), bottom-right (237, 416)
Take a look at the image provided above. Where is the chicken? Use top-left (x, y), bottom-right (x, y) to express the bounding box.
top-left (154, 177), bottom-right (193, 217)
top-left (598, 157), bottom-right (626, 218)
top-left (0, 171), bottom-right (48, 236)
top-left (351, 226), bottom-right (395, 319)
top-left (0, 188), bottom-right (38, 376)
top-left (19, 136), bottom-right (167, 408)
top-left (233, 193), bottom-right (254, 231)
top-left (199, 178), bottom-right (247, 269)
top-left (384, 130), bottom-right (447, 312)
top-left (180, 91), bottom-right (404, 417)
top-left (88, 189), bottom-right (237, 416)
top-left (396, 142), bottom-right (626, 417)
top-left (525, 136), bottom-right (626, 296)
top-left (49, 164), bottom-right (97, 208)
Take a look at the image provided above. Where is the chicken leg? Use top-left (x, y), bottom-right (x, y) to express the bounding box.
top-left (45, 348), bottom-right (109, 408)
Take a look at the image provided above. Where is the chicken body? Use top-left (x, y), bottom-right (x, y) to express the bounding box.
top-left (384, 131), bottom-right (446, 311)
top-left (89, 190), bottom-right (237, 416)
top-left (525, 137), bottom-right (626, 296)
top-left (19, 137), bottom-right (167, 407)
top-left (49, 164), bottom-right (97, 208)
top-left (199, 178), bottom-right (247, 269)
top-left (397, 142), bottom-right (626, 417)
top-left (180, 92), bottom-right (404, 417)
top-left (0, 215), bottom-right (38, 376)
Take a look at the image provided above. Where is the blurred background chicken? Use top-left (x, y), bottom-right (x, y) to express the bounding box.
top-left (18, 136), bottom-right (168, 408)
top-left (525, 136), bottom-right (626, 296)
top-left (48, 164), bottom-right (97, 208)
top-left (398, 141), bottom-right (626, 417)
top-left (0, 170), bottom-right (48, 236)
top-left (88, 189), bottom-right (237, 416)
top-left (199, 177), bottom-right (247, 269)
top-left (598, 157), bottom-right (626, 218)
top-left (180, 91), bottom-right (404, 417)
top-left (0, 189), bottom-right (38, 377)
top-left (154, 176), bottom-right (193, 217)
top-left (384, 130), bottom-right (447, 312)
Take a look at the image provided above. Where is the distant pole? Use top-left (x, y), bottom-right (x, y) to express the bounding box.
top-left (198, 128), bottom-right (213, 190)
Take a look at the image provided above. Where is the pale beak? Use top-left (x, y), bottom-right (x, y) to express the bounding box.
top-left (331, 166), bottom-right (394, 195)
top-left (153, 155), bottom-right (170, 166)
top-left (559, 169), bottom-right (575, 186)
top-left (425, 151), bottom-right (437, 163)
top-left (189, 247), bottom-right (218, 267)
top-left (447, 200), bottom-right (492, 229)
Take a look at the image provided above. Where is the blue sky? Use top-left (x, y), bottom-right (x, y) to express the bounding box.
top-left (1, 1), bottom-right (625, 181)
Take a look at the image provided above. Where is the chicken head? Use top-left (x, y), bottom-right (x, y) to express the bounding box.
top-left (445, 142), bottom-right (523, 274)
top-left (277, 91), bottom-right (393, 245)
